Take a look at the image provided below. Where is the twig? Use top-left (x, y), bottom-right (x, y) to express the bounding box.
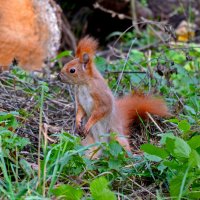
top-left (104, 70), bottom-right (146, 74)
top-left (128, 177), bottom-right (156, 197)
top-left (42, 123), bottom-right (56, 143)
top-left (130, 0), bottom-right (141, 34)
top-left (93, 2), bottom-right (132, 20)
top-left (146, 112), bottom-right (163, 133)
top-left (37, 85), bottom-right (45, 188)
top-left (114, 38), bottom-right (136, 94)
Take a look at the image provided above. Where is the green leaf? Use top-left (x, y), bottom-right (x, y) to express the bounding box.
top-left (169, 174), bottom-right (183, 199)
top-left (170, 166), bottom-right (190, 199)
top-left (160, 132), bottom-right (175, 145)
top-left (174, 137), bottom-right (191, 158)
top-left (90, 177), bottom-right (116, 200)
top-left (157, 162), bottom-right (167, 173)
top-left (108, 158), bottom-right (121, 170)
top-left (52, 184), bottom-right (83, 200)
top-left (51, 50), bottom-right (72, 61)
top-left (187, 135), bottom-right (200, 149)
top-left (0, 112), bottom-right (19, 129)
top-left (178, 120), bottom-right (191, 132)
top-left (165, 138), bottom-right (175, 154)
top-left (187, 190), bottom-right (200, 198)
top-left (167, 118), bottom-right (179, 124)
top-left (162, 160), bottom-right (180, 170)
top-left (189, 150), bottom-right (200, 168)
top-left (166, 50), bottom-right (186, 64)
top-left (131, 50), bottom-right (144, 63)
top-left (109, 141), bottom-right (122, 157)
top-left (144, 153), bottom-right (162, 162)
top-left (141, 144), bottom-right (169, 159)
top-left (20, 159), bottom-right (34, 177)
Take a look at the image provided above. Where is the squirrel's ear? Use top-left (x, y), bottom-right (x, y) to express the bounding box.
top-left (82, 53), bottom-right (90, 70)
top-left (83, 53), bottom-right (89, 64)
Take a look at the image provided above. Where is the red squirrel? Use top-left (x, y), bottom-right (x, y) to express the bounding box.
top-left (59, 36), bottom-right (169, 157)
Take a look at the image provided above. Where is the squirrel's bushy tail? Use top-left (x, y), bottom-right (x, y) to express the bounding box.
top-left (116, 93), bottom-right (169, 135)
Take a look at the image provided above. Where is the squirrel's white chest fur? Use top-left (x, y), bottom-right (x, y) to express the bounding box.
top-left (76, 85), bottom-right (111, 143)
top-left (76, 85), bottom-right (93, 115)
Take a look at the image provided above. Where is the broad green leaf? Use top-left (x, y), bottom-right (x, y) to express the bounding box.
top-left (141, 144), bottom-right (169, 159)
top-left (165, 138), bottom-right (175, 154)
top-left (162, 160), bottom-right (180, 170)
top-left (189, 150), bottom-right (200, 168)
top-left (90, 177), bottom-right (108, 195)
top-left (90, 177), bottom-right (116, 200)
top-left (52, 184), bottom-right (83, 200)
top-left (51, 50), bottom-right (72, 61)
top-left (108, 158), bottom-right (121, 170)
top-left (109, 141), bottom-right (122, 157)
top-left (187, 190), bottom-right (200, 198)
top-left (144, 153), bottom-right (162, 162)
top-left (167, 119), bottom-right (179, 124)
top-left (160, 132), bottom-right (175, 145)
top-left (178, 120), bottom-right (191, 132)
top-left (187, 135), bottom-right (200, 149)
top-left (174, 137), bottom-right (191, 158)
top-left (169, 174), bottom-right (183, 199)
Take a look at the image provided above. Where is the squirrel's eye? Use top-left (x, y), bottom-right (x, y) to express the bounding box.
top-left (70, 68), bottom-right (76, 73)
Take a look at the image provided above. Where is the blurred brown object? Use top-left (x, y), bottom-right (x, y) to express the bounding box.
top-left (175, 21), bottom-right (196, 42)
top-left (95, 0), bottom-right (153, 19)
top-left (0, 0), bottom-right (61, 71)
top-left (148, 0), bottom-right (200, 27)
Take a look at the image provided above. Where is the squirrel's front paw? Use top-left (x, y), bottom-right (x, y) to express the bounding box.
top-left (75, 125), bottom-right (85, 137)
top-left (82, 122), bottom-right (91, 136)
top-left (76, 122), bottom-right (91, 138)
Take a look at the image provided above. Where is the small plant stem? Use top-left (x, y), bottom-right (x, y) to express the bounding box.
top-left (37, 84), bottom-right (45, 189)
top-left (42, 124), bottom-right (48, 197)
top-left (15, 146), bottom-right (19, 184)
top-left (138, 112), bottom-right (151, 143)
top-left (178, 166), bottom-right (190, 200)
top-left (114, 39), bottom-right (136, 94)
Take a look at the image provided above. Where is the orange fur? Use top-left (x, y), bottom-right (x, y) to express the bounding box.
top-left (116, 94), bottom-right (169, 135)
top-left (0, 0), bottom-right (49, 71)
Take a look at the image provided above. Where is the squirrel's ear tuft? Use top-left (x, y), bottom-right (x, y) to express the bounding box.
top-left (76, 36), bottom-right (98, 62)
